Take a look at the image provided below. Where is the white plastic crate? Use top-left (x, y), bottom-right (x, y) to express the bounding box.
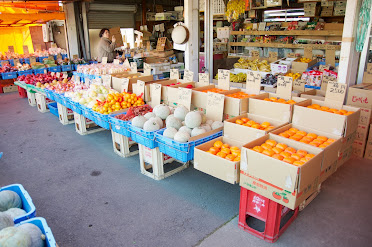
top-left (57, 103), bottom-right (74, 125)
top-left (111, 130), bottom-right (139, 158)
top-left (27, 91), bottom-right (36, 107)
top-left (138, 144), bottom-right (189, 180)
top-left (73, 112), bottom-right (105, 135)
top-left (35, 93), bottom-right (54, 113)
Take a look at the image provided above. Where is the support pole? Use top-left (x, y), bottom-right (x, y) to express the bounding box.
top-left (205, 0), bottom-right (213, 83)
top-left (184, 0), bottom-right (199, 80)
top-left (64, 2), bottom-right (79, 58)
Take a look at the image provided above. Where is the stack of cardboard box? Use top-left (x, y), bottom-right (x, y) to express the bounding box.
top-left (304, 3), bottom-right (319, 17)
top-left (334, 1), bottom-right (346, 16)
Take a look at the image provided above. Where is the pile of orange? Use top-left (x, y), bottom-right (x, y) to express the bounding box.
top-left (278, 127), bottom-right (335, 148)
top-left (306, 104), bottom-right (354, 115)
top-left (201, 88), bottom-right (226, 93)
top-left (207, 140), bottom-right (241, 162)
top-left (234, 117), bottom-right (275, 131)
top-left (92, 92), bottom-right (144, 114)
top-left (251, 139), bottom-right (315, 166)
top-left (226, 92), bottom-right (256, 99)
top-left (263, 97), bottom-right (296, 105)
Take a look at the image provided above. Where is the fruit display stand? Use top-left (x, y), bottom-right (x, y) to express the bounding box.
top-left (35, 92), bottom-right (55, 113)
top-left (73, 111), bottom-right (102, 136)
top-left (26, 90), bottom-right (37, 107)
top-left (57, 103), bottom-right (74, 125)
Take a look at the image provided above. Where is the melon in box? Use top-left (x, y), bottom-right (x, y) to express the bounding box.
top-left (240, 133), bottom-right (323, 210)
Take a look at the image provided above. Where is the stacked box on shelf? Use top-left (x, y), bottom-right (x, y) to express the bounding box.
top-left (16, 217), bottom-right (57, 247)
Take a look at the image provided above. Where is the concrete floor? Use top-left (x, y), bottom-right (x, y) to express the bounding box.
top-left (0, 92), bottom-right (372, 247)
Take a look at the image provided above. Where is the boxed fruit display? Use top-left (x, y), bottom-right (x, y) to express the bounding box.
top-left (270, 58), bottom-right (296, 75)
top-left (291, 58), bottom-right (317, 72)
top-left (240, 133), bottom-right (323, 210)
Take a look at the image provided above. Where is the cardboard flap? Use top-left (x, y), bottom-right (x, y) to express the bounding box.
top-left (248, 98), bottom-right (292, 122)
top-left (324, 81), bottom-right (347, 109)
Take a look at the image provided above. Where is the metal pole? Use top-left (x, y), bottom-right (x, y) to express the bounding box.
top-left (205, 0), bottom-right (213, 83)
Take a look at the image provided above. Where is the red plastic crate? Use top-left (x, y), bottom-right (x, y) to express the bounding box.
top-left (238, 187), bottom-right (298, 243)
top-left (18, 86), bottom-right (27, 98)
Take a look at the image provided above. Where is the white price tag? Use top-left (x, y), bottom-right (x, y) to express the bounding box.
top-left (56, 72), bottom-right (61, 78)
top-left (102, 75), bottom-right (112, 88)
top-left (150, 83), bottom-right (162, 106)
top-left (144, 63), bottom-right (151, 76)
top-left (325, 81), bottom-right (347, 109)
top-left (276, 76), bottom-right (293, 100)
top-left (113, 59), bottom-right (120, 65)
top-left (51, 72), bottom-right (55, 77)
top-left (218, 69), bottom-right (230, 90)
top-left (121, 78), bottom-right (129, 93)
top-left (102, 57), bottom-right (108, 65)
top-left (130, 62), bottom-right (138, 73)
top-left (246, 71), bottom-right (261, 95)
top-left (206, 92), bottom-right (225, 122)
top-left (62, 72), bottom-right (68, 79)
top-left (177, 87), bottom-right (192, 110)
top-left (170, 69), bottom-right (180, 80)
top-left (199, 73), bottom-right (210, 86)
top-left (137, 80), bottom-right (146, 99)
top-left (183, 70), bottom-right (194, 83)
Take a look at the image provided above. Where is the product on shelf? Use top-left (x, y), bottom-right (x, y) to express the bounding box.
top-left (251, 139), bottom-right (315, 166)
top-left (0, 63), bottom-right (17, 73)
top-left (233, 117), bottom-right (275, 131)
top-left (92, 92), bottom-right (144, 114)
top-left (67, 84), bottom-right (118, 108)
top-left (277, 127), bottom-right (336, 148)
top-left (16, 64), bottom-right (32, 71)
top-left (226, 92), bottom-right (256, 99)
top-left (284, 72), bottom-right (302, 80)
top-left (263, 97), bottom-right (296, 104)
top-left (306, 104), bottom-right (354, 115)
top-left (76, 63), bottom-right (130, 76)
top-left (114, 105), bottom-right (153, 121)
top-left (230, 73), bottom-right (247, 83)
top-left (201, 88), bottom-right (227, 93)
top-left (261, 74), bottom-right (278, 85)
top-left (296, 57), bottom-right (312, 63)
top-left (207, 140), bottom-right (241, 162)
top-left (233, 58), bottom-right (271, 72)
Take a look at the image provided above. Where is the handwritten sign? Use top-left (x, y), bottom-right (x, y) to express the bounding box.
top-left (319, 65), bottom-right (330, 72)
top-left (130, 62), bottom-right (137, 73)
top-left (304, 46), bottom-right (313, 59)
top-left (137, 80), bottom-right (146, 99)
top-left (23, 45), bottom-right (29, 55)
top-left (177, 87), bottom-right (192, 110)
top-left (102, 75), bottom-right (112, 88)
top-left (102, 57), bottom-right (108, 65)
top-left (62, 72), bottom-right (68, 79)
top-left (199, 73), bottom-right (210, 86)
top-left (251, 50), bottom-right (260, 59)
top-left (13, 58), bottom-right (20, 65)
top-left (246, 71), bottom-right (261, 95)
top-left (276, 76), bottom-right (293, 100)
top-left (113, 59), bottom-right (120, 65)
top-left (56, 72), bottom-right (61, 78)
top-left (183, 70), bottom-right (194, 83)
top-left (288, 53), bottom-right (296, 58)
top-left (206, 92), bottom-right (225, 122)
top-left (143, 63), bottom-right (151, 76)
top-left (44, 69), bottom-right (47, 74)
top-left (51, 72), bottom-right (55, 77)
top-left (150, 83), bottom-right (162, 106)
top-left (30, 57), bottom-right (37, 64)
top-left (325, 81), bottom-right (347, 109)
top-left (293, 79), bottom-right (306, 92)
top-left (121, 78), bottom-right (129, 92)
top-left (325, 45), bottom-right (336, 66)
top-left (170, 69), bottom-right (179, 80)
top-left (218, 69), bottom-right (230, 90)
top-left (268, 52), bottom-right (278, 62)
top-left (321, 75), bottom-right (336, 92)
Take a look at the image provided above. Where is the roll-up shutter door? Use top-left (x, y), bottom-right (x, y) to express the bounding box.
top-left (87, 4), bottom-right (135, 29)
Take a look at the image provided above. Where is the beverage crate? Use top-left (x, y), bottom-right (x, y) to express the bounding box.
top-left (111, 130), bottom-right (139, 158)
top-left (18, 70), bottom-right (33, 76)
top-left (108, 113), bottom-right (131, 137)
top-left (48, 102), bottom-right (59, 117)
top-left (18, 86), bottom-right (27, 98)
top-left (0, 184), bottom-right (36, 224)
top-left (155, 129), bottom-right (223, 163)
top-left (61, 64), bottom-right (72, 72)
top-left (57, 103), bottom-right (74, 125)
top-left (74, 112), bottom-right (104, 135)
top-left (238, 187), bottom-right (299, 243)
top-left (16, 217), bottom-right (57, 247)
top-left (47, 66), bottom-right (62, 73)
top-left (91, 110), bottom-right (110, 130)
top-left (128, 123), bottom-right (159, 149)
top-left (27, 91), bottom-right (36, 106)
top-left (2, 71), bottom-right (18, 79)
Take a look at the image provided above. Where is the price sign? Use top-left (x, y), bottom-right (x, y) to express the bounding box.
top-left (366, 63), bottom-right (372, 75)
top-left (325, 81), bottom-right (347, 109)
top-left (44, 69), bottom-right (47, 74)
top-left (113, 59), bottom-right (120, 65)
top-left (8, 46), bottom-right (14, 53)
top-left (144, 63), bottom-right (151, 76)
top-left (304, 46), bottom-right (313, 59)
top-left (288, 53), bottom-right (296, 58)
top-left (102, 57), bottom-right (108, 65)
top-left (150, 83), bottom-right (162, 106)
top-left (23, 45), bottom-right (29, 55)
top-left (51, 72), bottom-right (55, 77)
top-left (206, 92), bottom-right (225, 122)
top-left (251, 50), bottom-right (260, 59)
top-left (218, 69), bottom-right (230, 90)
top-left (56, 72), bottom-right (61, 78)
top-left (177, 87), bottom-right (192, 110)
top-left (319, 65), bottom-right (330, 72)
top-left (183, 69), bottom-right (194, 83)
top-left (276, 76), bottom-right (293, 100)
top-left (13, 58), bottom-right (20, 65)
top-left (246, 71), bottom-right (261, 95)
top-left (130, 62), bottom-right (138, 73)
top-left (170, 69), bottom-right (179, 80)
top-left (102, 75), bottom-right (112, 88)
top-left (121, 78), bottom-right (129, 92)
top-left (325, 45), bottom-right (336, 66)
top-left (199, 73), bottom-right (210, 86)
top-left (321, 75), bottom-right (336, 92)
top-left (62, 72), bottom-right (68, 79)
top-left (268, 52), bottom-right (278, 62)
top-left (293, 79), bottom-right (306, 92)
top-left (137, 80), bottom-right (146, 99)
top-left (30, 57), bottom-right (37, 64)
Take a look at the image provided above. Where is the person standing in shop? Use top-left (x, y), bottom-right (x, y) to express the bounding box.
top-left (97, 28), bottom-right (116, 63)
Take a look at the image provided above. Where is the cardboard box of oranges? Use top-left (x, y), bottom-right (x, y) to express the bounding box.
top-left (293, 99), bottom-right (360, 137)
top-left (194, 137), bottom-right (244, 184)
top-left (291, 58), bottom-right (317, 72)
top-left (271, 123), bottom-right (342, 183)
top-left (224, 89), bottom-right (259, 118)
top-left (191, 85), bottom-right (230, 111)
top-left (240, 133), bottom-right (323, 210)
top-left (249, 93), bottom-right (310, 122)
top-left (224, 113), bottom-right (288, 143)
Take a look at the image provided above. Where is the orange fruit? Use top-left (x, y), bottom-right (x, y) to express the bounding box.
top-left (326, 138), bottom-right (336, 143)
top-left (231, 151), bottom-right (241, 157)
top-left (251, 124), bottom-right (261, 129)
top-left (317, 136), bottom-right (328, 142)
top-left (262, 149), bottom-right (275, 157)
top-left (272, 154), bottom-right (284, 160)
top-left (302, 136), bottom-right (314, 142)
top-left (235, 119), bottom-right (244, 125)
top-left (300, 157), bottom-right (308, 163)
top-left (318, 144), bottom-right (328, 148)
top-left (207, 151), bottom-right (214, 154)
top-left (285, 147), bottom-right (297, 154)
top-left (280, 151), bottom-right (292, 158)
top-left (221, 148), bottom-right (231, 155)
top-left (285, 131), bottom-right (295, 136)
top-left (241, 117), bottom-right (249, 123)
top-left (300, 139), bottom-right (310, 144)
top-left (290, 135), bottom-right (303, 141)
top-left (214, 141), bottom-right (223, 148)
top-left (344, 111), bottom-right (354, 115)
top-left (265, 139), bottom-right (277, 147)
top-left (225, 154), bottom-right (236, 161)
top-left (279, 132), bottom-right (290, 138)
top-left (261, 122), bottom-right (271, 128)
top-left (272, 147), bottom-right (284, 154)
top-left (297, 150), bottom-right (308, 157)
top-left (253, 146), bottom-right (264, 153)
top-left (291, 153), bottom-right (302, 161)
top-left (312, 104), bottom-right (321, 109)
top-left (216, 152), bottom-right (227, 158)
top-left (312, 139), bottom-right (324, 145)
top-left (289, 128), bottom-right (299, 133)
top-left (339, 109), bottom-right (348, 114)
top-left (264, 98), bottom-right (272, 101)
top-left (209, 147), bottom-right (219, 155)
top-left (321, 106), bottom-right (330, 111)
top-left (307, 133), bottom-right (318, 139)
top-left (329, 108), bottom-right (338, 113)
top-left (287, 100), bottom-right (296, 105)
top-left (297, 131), bottom-right (307, 137)
top-left (230, 146), bottom-right (240, 151)
top-left (305, 154), bottom-right (315, 161)
top-left (276, 143), bottom-right (288, 150)
top-left (265, 126), bottom-right (275, 131)
top-left (283, 157), bottom-right (296, 164)
top-left (222, 143), bottom-right (230, 149)
top-left (234, 156), bottom-right (241, 162)
top-left (246, 120), bottom-right (256, 127)
top-left (293, 161), bottom-right (305, 166)
top-left (261, 143), bottom-right (272, 150)
top-left (309, 142), bottom-right (320, 147)
top-left (270, 97), bottom-right (278, 101)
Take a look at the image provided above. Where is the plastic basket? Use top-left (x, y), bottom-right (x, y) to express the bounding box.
top-left (108, 113), bottom-right (131, 137)
top-left (89, 60), bottom-right (98, 64)
top-left (38, 56), bottom-right (48, 62)
top-left (48, 102), bottom-right (59, 117)
top-left (306, 61), bottom-right (340, 71)
top-left (62, 54), bottom-right (68, 59)
top-left (128, 123), bottom-right (159, 149)
top-left (48, 66), bottom-right (61, 73)
top-left (91, 111), bottom-right (110, 129)
top-left (155, 129), bottom-right (223, 162)
top-left (24, 58), bottom-right (30, 64)
top-left (0, 184), bottom-right (36, 224)
top-left (54, 93), bottom-right (64, 104)
top-left (33, 68), bottom-right (47, 75)
top-left (18, 70), bottom-right (33, 76)
top-left (80, 104), bottom-right (94, 119)
top-left (44, 89), bottom-right (55, 101)
top-left (61, 64), bottom-right (72, 71)
top-left (16, 217), bottom-right (57, 247)
top-left (69, 100), bottom-right (82, 114)
top-left (2, 71), bottom-right (18, 79)
top-left (63, 96), bottom-right (73, 109)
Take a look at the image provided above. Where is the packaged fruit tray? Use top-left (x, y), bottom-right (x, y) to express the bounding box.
top-left (0, 184), bottom-right (36, 224)
top-left (128, 123), bottom-right (159, 149)
top-left (155, 129), bottom-right (223, 163)
top-left (15, 217), bottom-right (57, 247)
top-left (90, 110), bottom-right (110, 130)
top-left (108, 113), bottom-right (131, 137)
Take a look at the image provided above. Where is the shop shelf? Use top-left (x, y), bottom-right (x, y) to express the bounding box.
top-left (61, 64), bottom-right (72, 71)
top-left (91, 110), bottom-right (110, 130)
top-left (33, 68), bottom-right (47, 75)
top-left (44, 89), bottom-right (55, 101)
top-left (69, 100), bottom-right (82, 115)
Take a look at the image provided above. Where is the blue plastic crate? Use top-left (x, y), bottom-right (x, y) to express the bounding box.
top-left (48, 66), bottom-right (61, 73)
top-left (155, 129), bottom-right (223, 162)
top-left (19, 58), bottom-right (25, 64)
top-left (108, 113), bottom-right (131, 137)
top-left (18, 70), bottom-right (33, 76)
top-left (61, 64), bottom-right (72, 71)
top-left (80, 104), bottom-right (94, 119)
top-left (33, 68), bottom-right (47, 75)
top-left (48, 102), bottom-right (59, 117)
top-left (91, 111), bottom-right (110, 129)
top-left (62, 54), bottom-right (68, 59)
top-left (54, 93), bottom-right (65, 104)
top-left (0, 184), bottom-right (36, 224)
top-left (89, 60), bottom-right (98, 64)
top-left (16, 217), bottom-right (57, 247)
top-left (128, 123), bottom-right (159, 149)
top-left (24, 58), bottom-right (30, 64)
top-left (69, 100), bottom-right (82, 114)
top-left (63, 97), bottom-right (73, 109)
top-left (38, 56), bottom-right (48, 62)
top-left (44, 89), bottom-right (55, 101)
top-left (2, 71), bottom-right (18, 79)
